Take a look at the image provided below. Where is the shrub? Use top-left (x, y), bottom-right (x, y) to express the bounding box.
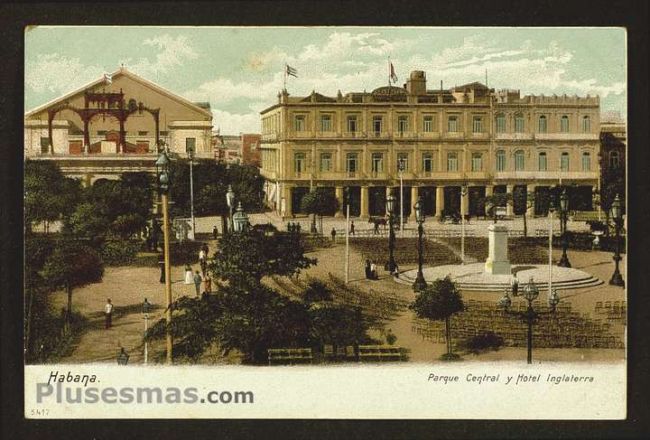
top-left (100, 239), bottom-right (142, 266)
top-left (458, 331), bottom-right (504, 355)
top-left (170, 240), bottom-right (207, 265)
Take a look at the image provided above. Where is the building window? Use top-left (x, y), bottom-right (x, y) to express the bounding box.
top-left (496, 114), bottom-right (506, 133)
top-left (422, 153), bottom-right (434, 173)
top-left (346, 153), bottom-right (358, 173)
top-left (320, 114), bottom-right (332, 132)
top-left (447, 115), bottom-right (459, 132)
top-left (347, 116), bottom-right (358, 133)
top-left (320, 152), bottom-right (332, 172)
top-left (496, 150), bottom-right (506, 171)
top-left (371, 153), bottom-right (384, 173)
top-left (373, 116), bottom-right (383, 134)
top-left (185, 137), bottom-right (196, 154)
top-left (294, 115), bottom-right (306, 132)
top-left (538, 152), bottom-right (547, 171)
top-left (515, 114), bottom-right (525, 133)
top-left (397, 153), bottom-right (409, 172)
top-left (138, 131), bottom-right (148, 136)
top-left (447, 152), bottom-right (458, 172)
top-left (560, 115), bottom-right (569, 133)
top-left (471, 153), bottom-right (483, 171)
top-left (581, 152), bottom-right (591, 171)
top-left (582, 116), bottom-right (591, 133)
top-left (423, 115), bottom-right (434, 132)
top-left (160, 131), bottom-right (169, 136)
top-left (609, 151), bottom-right (620, 168)
top-left (560, 152), bottom-right (570, 171)
top-left (538, 115), bottom-right (547, 133)
top-left (40, 137), bottom-right (49, 153)
top-left (97, 130), bottom-right (107, 136)
top-left (294, 152), bottom-right (306, 173)
top-left (472, 116), bottom-right (483, 133)
top-left (398, 115), bottom-right (409, 133)
top-left (514, 150), bottom-right (525, 171)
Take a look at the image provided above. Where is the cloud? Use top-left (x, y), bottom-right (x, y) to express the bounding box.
top-left (212, 108), bottom-right (261, 135)
top-left (25, 53), bottom-right (104, 95)
top-left (122, 34), bottom-right (198, 77)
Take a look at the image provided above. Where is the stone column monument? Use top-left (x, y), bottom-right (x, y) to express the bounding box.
top-left (484, 224), bottom-right (511, 275)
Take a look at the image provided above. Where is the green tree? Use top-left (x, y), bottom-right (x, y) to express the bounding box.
top-left (210, 228), bottom-right (316, 287)
top-left (482, 192), bottom-right (512, 224)
top-left (146, 283), bottom-right (311, 364)
top-left (512, 190), bottom-right (536, 237)
top-left (410, 276), bottom-right (464, 360)
top-left (25, 160), bottom-right (82, 231)
top-left (302, 280), bottom-right (334, 304)
top-left (301, 188), bottom-right (340, 234)
top-left (41, 238), bottom-right (104, 323)
top-left (308, 303), bottom-right (366, 355)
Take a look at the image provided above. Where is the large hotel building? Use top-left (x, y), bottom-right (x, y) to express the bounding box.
top-left (259, 70), bottom-right (600, 219)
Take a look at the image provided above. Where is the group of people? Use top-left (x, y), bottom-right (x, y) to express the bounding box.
top-left (184, 243), bottom-right (213, 297)
top-left (364, 259), bottom-right (379, 280)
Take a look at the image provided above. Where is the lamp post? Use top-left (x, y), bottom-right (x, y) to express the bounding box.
top-left (232, 201), bottom-right (249, 233)
top-left (558, 189), bottom-right (571, 268)
top-left (384, 193), bottom-right (397, 274)
top-left (498, 277), bottom-right (560, 364)
top-left (142, 298), bottom-right (152, 365)
top-left (413, 196), bottom-right (427, 292)
top-left (398, 157), bottom-right (405, 235)
top-left (226, 184), bottom-right (235, 233)
top-left (609, 194), bottom-right (625, 287)
top-left (548, 202), bottom-right (555, 299)
top-left (155, 149), bottom-right (173, 365)
top-left (187, 145), bottom-right (196, 240)
top-left (460, 181), bottom-right (468, 265)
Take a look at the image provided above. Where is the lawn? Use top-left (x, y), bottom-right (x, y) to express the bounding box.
top-left (440, 237), bottom-right (548, 264)
top-left (351, 237), bottom-right (461, 266)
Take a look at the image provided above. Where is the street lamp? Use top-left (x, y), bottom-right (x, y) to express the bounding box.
top-left (187, 144), bottom-right (196, 240)
top-left (384, 193), bottom-right (397, 274)
top-left (412, 196), bottom-right (427, 292)
top-left (558, 190), bottom-right (571, 267)
top-left (232, 201), bottom-right (249, 233)
top-left (398, 157), bottom-right (405, 235)
top-left (142, 298), bottom-right (152, 365)
top-left (226, 184), bottom-right (235, 233)
top-left (460, 181), bottom-right (468, 265)
top-left (609, 194), bottom-right (625, 287)
top-left (155, 150), bottom-right (173, 365)
top-left (498, 277), bottom-right (560, 364)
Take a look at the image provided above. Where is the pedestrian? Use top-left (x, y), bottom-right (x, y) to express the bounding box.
top-left (193, 271), bottom-right (203, 297)
top-left (331, 227), bottom-right (337, 242)
top-left (104, 298), bottom-right (113, 329)
top-left (373, 220), bottom-right (379, 235)
top-left (365, 259), bottom-right (371, 279)
top-left (203, 274), bottom-right (212, 294)
top-left (511, 273), bottom-right (519, 296)
top-left (158, 257), bottom-right (165, 283)
top-left (350, 221), bottom-right (355, 235)
top-left (212, 225), bottom-right (218, 240)
top-left (199, 248), bottom-right (207, 275)
top-left (370, 262), bottom-right (378, 280)
top-left (184, 264), bottom-right (193, 285)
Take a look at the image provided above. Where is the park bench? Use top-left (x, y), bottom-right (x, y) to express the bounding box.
top-left (267, 348), bottom-right (313, 365)
top-left (358, 345), bottom-right (405, 362)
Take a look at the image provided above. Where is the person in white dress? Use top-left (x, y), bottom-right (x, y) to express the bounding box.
top-left (184, 264), bottom-right (193, 284)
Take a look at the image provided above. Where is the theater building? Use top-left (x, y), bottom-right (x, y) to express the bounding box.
top-left (24, 66), bottom-right (213, 184)
top-left (259, 70), bottom-right (600, 219)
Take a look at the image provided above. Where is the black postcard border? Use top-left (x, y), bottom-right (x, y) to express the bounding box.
top-left (1, 1), bottom-right (649, 439)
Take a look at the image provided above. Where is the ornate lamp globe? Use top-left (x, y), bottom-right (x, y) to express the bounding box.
top-left (414, 196), bottom-right (424, 224)
top-left (386, 194), bottom-right (395, 215)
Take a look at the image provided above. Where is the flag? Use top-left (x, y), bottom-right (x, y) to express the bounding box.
top-left (103, 73), bottom-right (113, 85)
top-left (286, 64), bottom-right (298, 78)
top-left (390, 63), bottom-right (398, 84)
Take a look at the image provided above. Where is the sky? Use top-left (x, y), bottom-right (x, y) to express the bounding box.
top-left (25, 27), bottom-right (626, 135)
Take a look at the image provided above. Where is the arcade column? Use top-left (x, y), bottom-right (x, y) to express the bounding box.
top-left (485, 184), bottom-right (494, 216)
top-left (360, 186), bottom-right (369, 218)
top-left (506, 184), bottom-right (514, 216)
top-left (435, 186), bottom-right (445, 218)
top-left (527, 185), bottom-right (536, 216)
top-left (335, 186), bottom-right (344, 218)
top-left (410, 186), bottom-right (419, 218)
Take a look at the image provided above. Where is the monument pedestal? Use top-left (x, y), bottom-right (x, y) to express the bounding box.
top-left (485, 224), bottom-right (511, 275)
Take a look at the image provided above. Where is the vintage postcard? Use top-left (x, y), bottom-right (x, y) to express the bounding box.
top-left (23, 26), bottom-right (627, 419)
